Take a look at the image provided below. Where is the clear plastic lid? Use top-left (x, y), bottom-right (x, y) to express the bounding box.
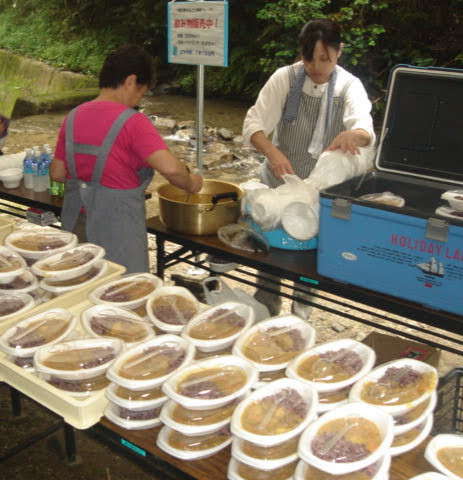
top-left (38, 370), bottom-right (110, 396)
top-left (390, 413), bottom-right (433, 457)
top-left (228, 457), bottom-right (298, 480)
top-left (0, 245), bottom-right (27, 283)
top-left (0, 292), bottom-right (35, 321)
top-left (392, 390), bottom-right (437, 435)
top-left (425, 434), bottom-right (463, 480)
top-left (81, 304), bottom-right (155, 344)
top-left (104, 401), bottom-right (163, 430)
top-left (106, 382), bottom-right (166, 409)
top-left (0, 307), bottom-right (76, 357)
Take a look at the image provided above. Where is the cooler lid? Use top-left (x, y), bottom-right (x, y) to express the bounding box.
top-left (375, 64), bottom-right (463, 186)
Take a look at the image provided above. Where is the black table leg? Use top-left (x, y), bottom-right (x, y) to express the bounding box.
top-left (10, 387), bottom-right (22, 417)
top-left (64, 423), bottom-right (78, 464)
top-left (156, 236), bottom-right (165, 280)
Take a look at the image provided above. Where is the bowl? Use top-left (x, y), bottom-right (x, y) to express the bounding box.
top-left (424, 433), bottom-right (463, 480)
top-left (31, 243), bottom-right (105, 281)
top-left (146, 285), bottom-right (200, 334)
top-left (298, 402), bottom-right (394, 475)
top-left (0, 245), bottom-right (27, 283)
top-left (106, 334), bottom-right (195, 391)
top-left (393, 390), bottom-right (437, 435)
top-left (89, 272), bottom-right (163, 310)
top-left (227, 457), bottom-right (298, 480)
top-left (0, 307), bottom-right (76, 358)
top-left (0, 167), bottom-right (23, 188)
top-left (349, 358), bottom-right (438, 416)
top-left (441, 189), bottom-right (463, 211)
top-left (34, 337), bottom-right (124, 380)
top-left (163, 354), bottom-right (258, 410)
top-left (390, 413), bottom-right (433, 457)
top-left (81, 304), bottom-right (155, 346)
top-left (409, 473), bottom-right (453, 480)
top-left (232, 315), bottom-right (316, 372)
top-left (104, 401), bottom-right (163, 430)
top-left (5, 229), bottom-right (78, 260)
top-left (286, 338), bottom-right (376, 393)
top-left (0, 292), bottom-right (35, 322)
top-left (182, 301), bottom-right (254, 353)
top-left (316, 386), bottom-right (351, 414)
top-left (157, 424), bottom-right (232, 460)
top-left (231, 377), bottom-right (318, 447)
top-left (105, 382), bottom-right (167, 410)
top-left (0, 268), bottom-right (39, 294)
top-left (37, 370), bottom-right (111, 396)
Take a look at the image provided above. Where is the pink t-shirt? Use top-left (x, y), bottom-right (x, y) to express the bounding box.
top-left (54, 101), bottom-right (167, 189)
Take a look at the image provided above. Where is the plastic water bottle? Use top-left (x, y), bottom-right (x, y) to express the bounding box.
top-left (31, 146), bottom-right (41, 192)
top-left (36, 144), bottom-right (51, 192)
top-left (23, 148), bottom-right (34, 189)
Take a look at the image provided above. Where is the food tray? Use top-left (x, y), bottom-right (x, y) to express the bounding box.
top-left (0, 215), bottom-right (16, 245)
top-left (432, 367), bottom-right (463, 435)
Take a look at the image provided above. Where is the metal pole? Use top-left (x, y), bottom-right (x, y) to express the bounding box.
top-left (196, 64), bottom-right (204, 173)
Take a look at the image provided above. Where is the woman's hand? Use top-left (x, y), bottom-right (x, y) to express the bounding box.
top-left (325, 128), bottom-right (371, 155)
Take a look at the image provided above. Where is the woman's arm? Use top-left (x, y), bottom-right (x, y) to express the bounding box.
top-left (50, 157), bottom-right (67, 182)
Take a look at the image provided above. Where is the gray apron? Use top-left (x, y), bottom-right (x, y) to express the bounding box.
top-left (60, 106), bottom-right (154, 273)
top-left (261, 64), bottom-right (352, 188)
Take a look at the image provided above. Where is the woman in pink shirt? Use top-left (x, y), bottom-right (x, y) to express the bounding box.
top-left (51, 45), bottom-right (203, 272)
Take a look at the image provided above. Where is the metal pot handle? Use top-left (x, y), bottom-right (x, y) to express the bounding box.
top-left (205, 191), bottom-right (239, 212)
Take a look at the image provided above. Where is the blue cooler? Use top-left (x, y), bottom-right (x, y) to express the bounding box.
top-left (317, 65), bottom-right (463, 316)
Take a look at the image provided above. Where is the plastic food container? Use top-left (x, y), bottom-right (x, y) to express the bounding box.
top-left (441, 189), bottom-right (463, 211)
top-left (298, 402), bottom-right (394, 475)
top-left (390, 413), bottom-right (433, 457)
top-left (157, 424), bottom-right (232, 460)
top-left (0, 308), bottom-right (76, 359)
top-left (81, 304), bottom-right (155, 345)
top-left (31, 243), bottom-right (105, 281)
top-left (106, 382), bottom-right (167, 410)
top-left (5, 229), bottom-right (78, 261)
top-left (232, 315), bottom-right (316, 372)
top-left (393, 390), bottom-right (437, 435)
top-left (286, 339), bottom-right (375, 393)
top-left (160, 396), bottom-right (241, 436)
top-left (316, 386), bottom-right (351, 414)
top-left (163, 354), bottom-right (258, 410)
top-left (425, 433), bottom-right (463, 480)
top-left (104, 400), bottom-right (163, 430)
top-left (349, 358), bottom-right (438, 416)
top-left (37, 370), bottom-right (111, 396)
top-left (0, 167), bottom-right (23, 188)
top-left (0, 245), bottom-right (27, 283)
top-left (231, 377), bottom-right (318, 447)
top-left (206, 255), bottom-right (238, 273)
top-left (106, 334), bottom-right (195, 390)
top-left (293, 454), bottom-right (391, 480)
top-left (232, 435), bottom-right (300, 471)
top-left (227, 457), bottom-right (298, 480)
top-left (89, 272), bottom-right (163, 310)
top-left (253, 369), bottom-right (288, 390)
top-left (0, 292), bottom-right (35, 322)
top-left (39, 260), bottom-right (108, 294)
top-left (0, 269), bottom-right (39, 294)
top-left (34, 337), bottom-right (124, 380)
top-left (182, 301), bottom-right (254, 353)
top-left (146, 285), bottom-right (200, 334)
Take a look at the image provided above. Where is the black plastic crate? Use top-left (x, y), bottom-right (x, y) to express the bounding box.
top-left (432, 368), bottom-right (463, 435)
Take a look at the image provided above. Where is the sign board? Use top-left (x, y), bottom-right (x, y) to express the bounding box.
top-left (167, 1), bottom-right (228, 67)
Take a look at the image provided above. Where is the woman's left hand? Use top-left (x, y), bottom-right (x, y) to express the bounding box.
top-left (325, 129), bottom-right (371, 155)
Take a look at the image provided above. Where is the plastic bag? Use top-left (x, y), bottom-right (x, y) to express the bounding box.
top-left (281, 201), bottom-right (320, 241)
top-left (217, 223), bottom-right (269, 253)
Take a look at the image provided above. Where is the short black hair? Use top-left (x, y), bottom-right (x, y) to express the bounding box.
top-left (99, 44), bottom-right (155, 89)
top-left (299, 19), bottom-right (342, 62)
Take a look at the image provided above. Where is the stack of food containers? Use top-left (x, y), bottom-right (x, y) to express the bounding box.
top-left (296, 402), bottom-right (393, 480)
top-left (229, 377), bottom-right (318, 480)
top-left (0, 291), bottom-right (35, 322)
top-left (425, 433), bottom-right (463, 480)
top-left (349, 358), bottom-right (438, 457)
top-left (232, 315), bottom-right (316, 388)
top-left (105, 334), bottom-right (195, 430)
top-left (158, 355), bottom-right (258, 459)
top-left (286, 339), bottom-right (376, 414)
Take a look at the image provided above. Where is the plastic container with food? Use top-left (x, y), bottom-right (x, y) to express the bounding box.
top-left (286, 338), bottom-right (376, 393)
top-left (392, 390), bottom-right (437, 435)
top-left (34, 337), bottom-right (124, 381)
top-left (160, 395), bottom-right (242, 436)
top-left (81, 304), bottom-right (155, 345)
top-left (316, 386), bottom-right (352, 414)
top-left (104, 400), bottom-right (163, 430)
top-left (182, 301), bottom-right (254, 353)
top-left (0, 292), bottom-right (35, 322)
top-left (37, 370), bottom-right (111, 396)
top-left (163, 354), bottom-right (258, 410)
top-left (0, 245), bottom-right (27, 283)
top-left (232, 315), bottom-right (316, 372)
top-left (106, 334), bottom-right (195, 390)
top-left (5, 229), bottom-right (78, 261)
top-left (146, 285), bottom-right (200, 334)
top-left (0, 269), bottom-right (39, 294)
top-left (253, 369), bottom-right (288, 390)
top-left (89, 272), bottom-right (163, 310)
top-left (349, 358), bottom-right (438, 416)
top-left (157, 424), bottom-right (232, 460)
top-left (231, 377), bottom-right (318, 447)
top-left (227, 457), bottom-right (298, 480)
top-left (441, 189), bottom-right (463, 211)
top-left (106, 382), bottom-right (167, 410)
top-left (31, 243), bottom-right (105, 281)
top-left (232, 434), bottom-right (300, 471)
top-left (293, 454), bottom-right (391, 480)
top-left (0, 308), bottom-right (76, 360)
top-left (424, 433), bottom-right (463, 480)
top-left (39, 259), bottom-right (108, 295)
top-left (298, 402), bottom-right (394, 475)
top-left (390, 413), bottom-right (433, 457)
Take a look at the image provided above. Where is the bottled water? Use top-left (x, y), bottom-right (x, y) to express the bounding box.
top-left (36, 144), bottom-right (51, 192)
top-left (31, 146), bottom-right (41, 192)
top-left (23, 148), bottom-right (34, 189)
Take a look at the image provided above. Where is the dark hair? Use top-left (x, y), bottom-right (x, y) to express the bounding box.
top-left (298, 19), bottom-right (342, 61)
top-left (99, 44), bottom-right (155, 89)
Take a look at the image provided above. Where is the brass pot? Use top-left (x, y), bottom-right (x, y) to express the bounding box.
top-left (157, 179), bottom-right (244, 235)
